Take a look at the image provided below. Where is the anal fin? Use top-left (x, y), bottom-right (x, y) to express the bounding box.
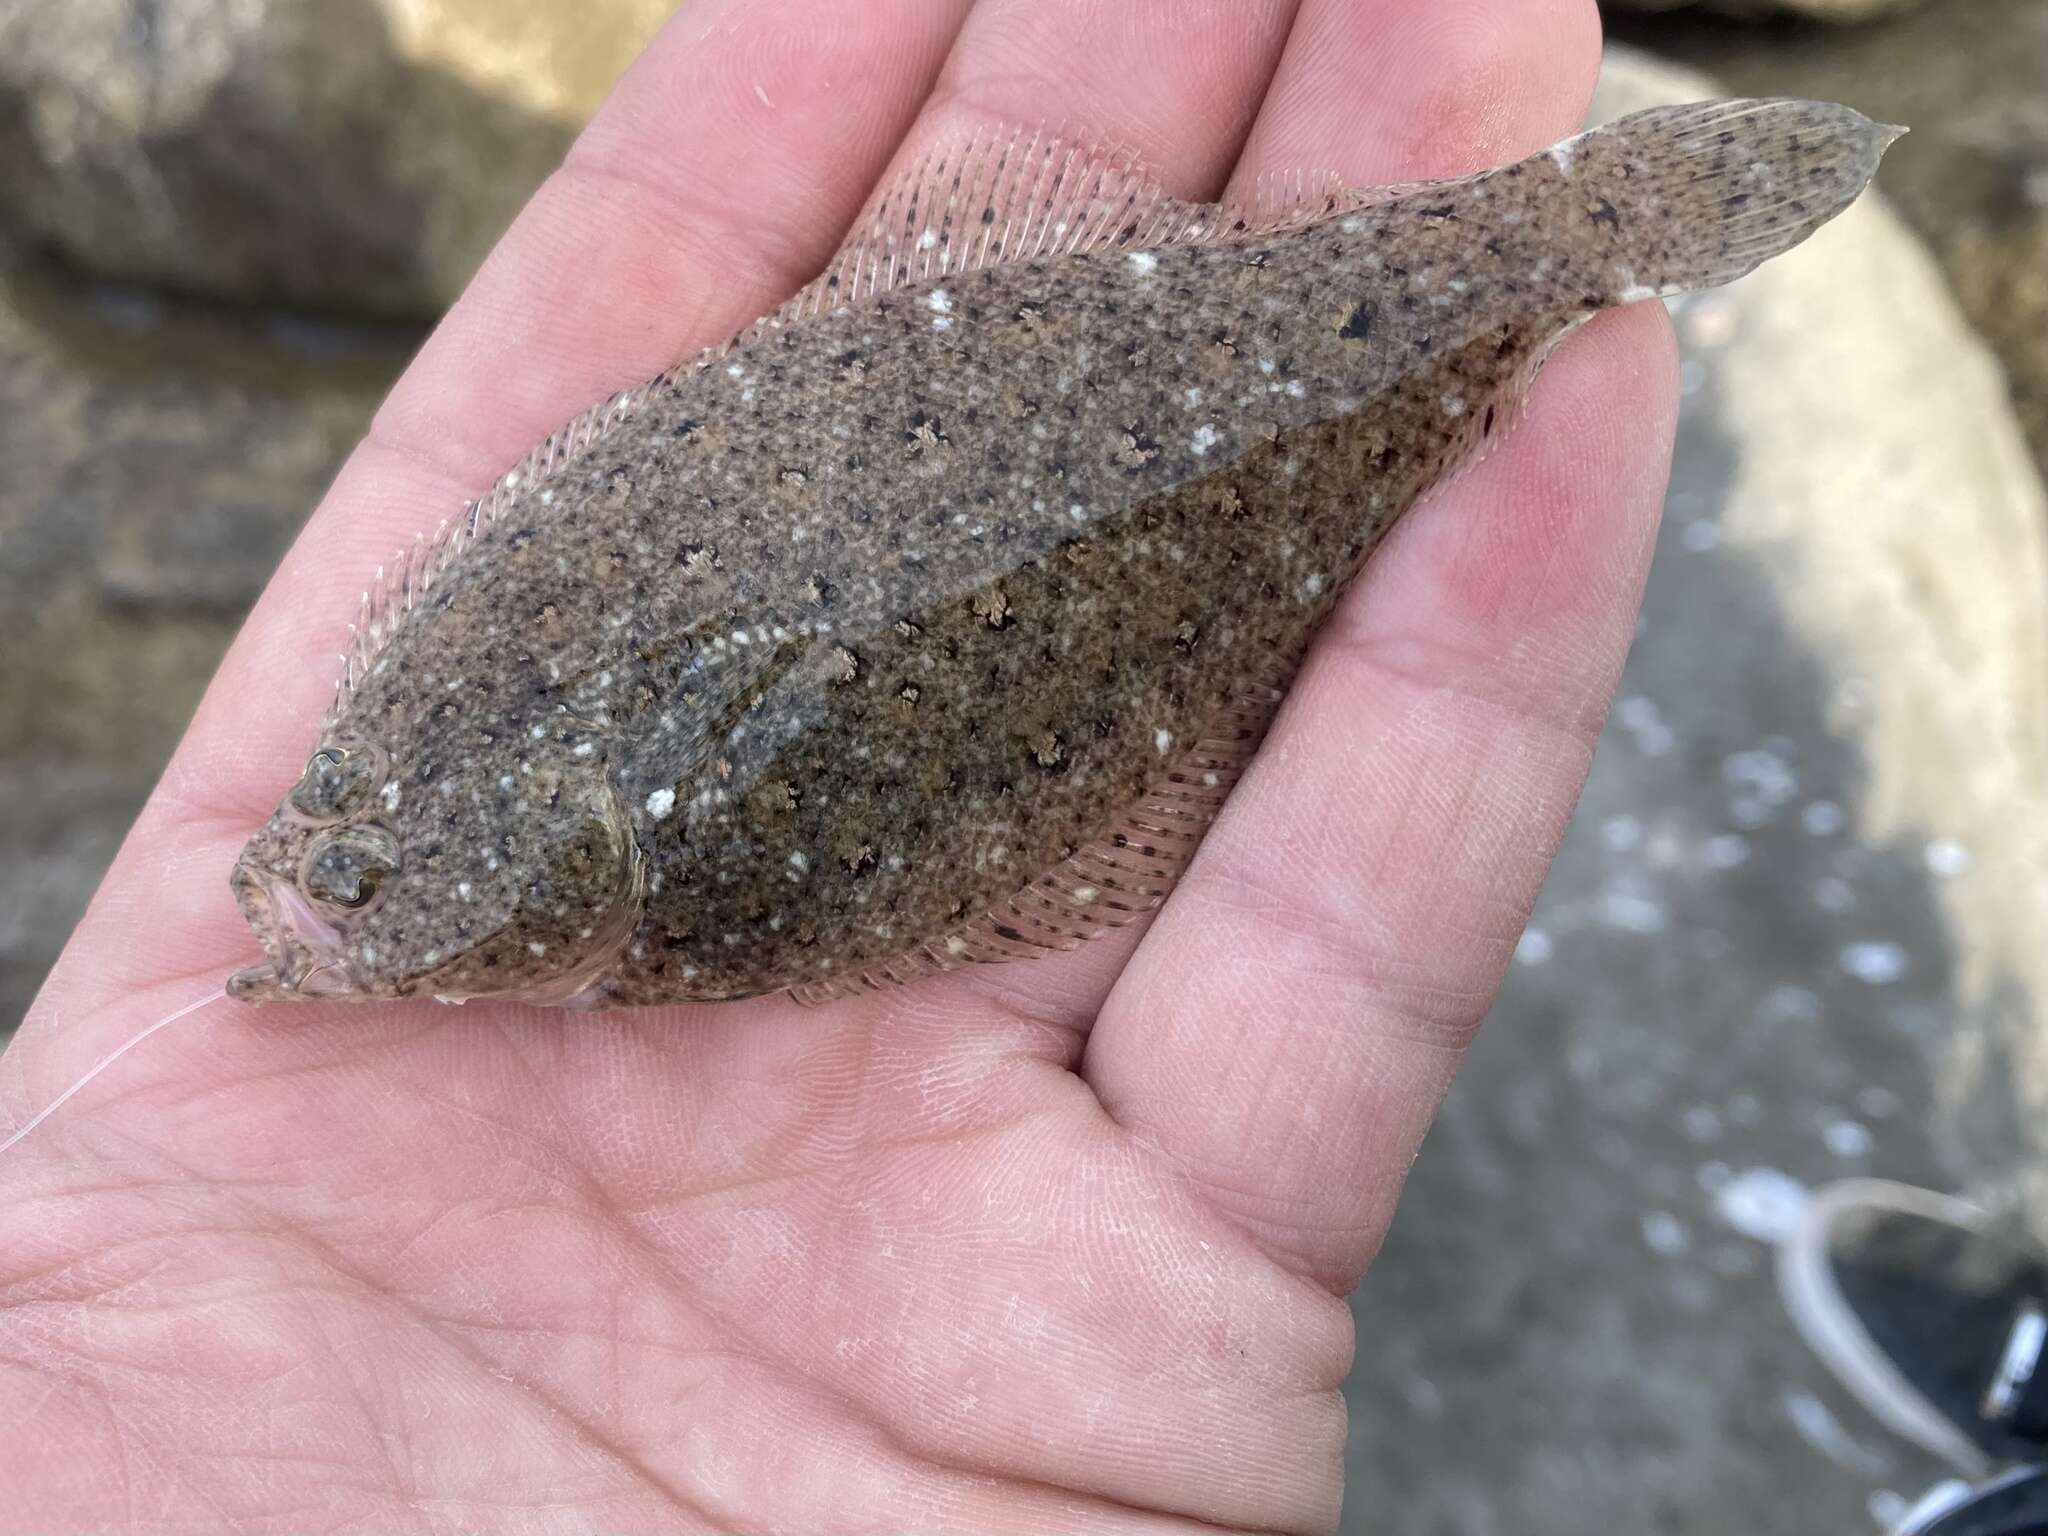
top-left (790, 668), bottom-right (1290, 1007)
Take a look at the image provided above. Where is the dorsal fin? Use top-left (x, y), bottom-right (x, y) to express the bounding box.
top-left (324, 128), bottom-right (1428, 730)
top-left (1225, 167), bottom-right (1372, 236)
top-left (330, 377), bottom-right (653, 726)
top-left (746, 124), bottom-right (1220, 329)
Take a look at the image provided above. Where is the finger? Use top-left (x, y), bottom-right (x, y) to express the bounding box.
top-left (1227, 0), bottom-right (1603, 193)
top-left (10, 0), bottom-right (971, 1057)
top-left (1096, 304), bottom-right (1678, 1291)
top-left (908, 0), bottom-right (1301, 195)
top-left (1085, 0), bottom-right (1679, 1294)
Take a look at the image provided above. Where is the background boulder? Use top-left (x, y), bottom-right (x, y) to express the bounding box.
top-left (0, 0), bottom-right (673, 316)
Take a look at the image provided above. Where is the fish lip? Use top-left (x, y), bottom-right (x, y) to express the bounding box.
top-left (226, 961), bottom-right (354, 1003)
top-left (230, 864), bottom-right (356, 1001)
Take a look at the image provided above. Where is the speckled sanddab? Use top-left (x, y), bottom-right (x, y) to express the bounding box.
top-left (226, 98), bottom-right (1900, 1008)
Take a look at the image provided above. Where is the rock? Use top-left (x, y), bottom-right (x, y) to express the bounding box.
top-left (0, 0), bottom-right (674, 318)
top-left (0, 260), bottom-right (413, 1023)
top-left (1604, 0), bottom-right (1920, 19)
top-left (1343, 45), bottom-right (2048, 1536)
top-left (1606, 0), bottom-right (2048, 489)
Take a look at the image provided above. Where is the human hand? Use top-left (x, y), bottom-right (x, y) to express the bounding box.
top-left (0, 1), bottom-right (1674, 1529)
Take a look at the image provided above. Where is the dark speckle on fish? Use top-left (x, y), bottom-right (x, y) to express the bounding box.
top-left (226, 99), bottom-right (1902, 1008)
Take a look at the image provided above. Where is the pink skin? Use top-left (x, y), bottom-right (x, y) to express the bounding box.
top-left (0, 1), bottom-right (1675, 1531)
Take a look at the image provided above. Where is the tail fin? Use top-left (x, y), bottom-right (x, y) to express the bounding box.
top-left (1571, 98), bottom-right (1903, 300)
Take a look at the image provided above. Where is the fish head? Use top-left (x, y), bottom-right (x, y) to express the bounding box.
top-left (229, 725), bottom-right (644, 1006)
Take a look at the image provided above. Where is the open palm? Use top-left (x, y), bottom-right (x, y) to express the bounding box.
top-left (1, 1), bottom-right (1676, 1530)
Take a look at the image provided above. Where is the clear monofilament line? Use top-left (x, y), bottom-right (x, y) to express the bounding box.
top-left (0, 986), bottom-right (227, 1157)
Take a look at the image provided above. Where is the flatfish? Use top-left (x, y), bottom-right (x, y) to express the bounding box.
top-left (227, 98), bottom-right (1898, 1007)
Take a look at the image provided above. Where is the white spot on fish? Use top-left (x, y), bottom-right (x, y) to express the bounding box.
top-left (457, 882), bottom-right (472, 900)
top-left (1442, 395), bottom-right (1466, 417)
top-left (789, 850), bottom-right (810, 873)
top-left (573, 742), bottom-right (595, 757)
top-left (646, 788), bottom-right (676, 820)
top-left (1549, 139), bottom-right (1576, 175)
top-left (1190, 424), bottom-right (1221, 455)
top-left (925, 288), bottom-right (952, 314)
top-left (380, 781), bottom-right (401, 813)
top-left (1127, 251), bottom-right (1158, 276)
top-left (1154, 729), bottom-right (1173, 755)
top-left (528, 941), bottom-right (547, 956)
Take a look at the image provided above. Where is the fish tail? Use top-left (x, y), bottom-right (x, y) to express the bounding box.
top-left (1559, 98), bottom-right (1903, 302)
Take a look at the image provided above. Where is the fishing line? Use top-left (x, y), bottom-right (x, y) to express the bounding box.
top-left (0, 985), bottom-right (228, 1158)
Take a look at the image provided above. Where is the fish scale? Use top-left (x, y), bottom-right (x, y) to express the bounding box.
top-left (226, 98), bottom-right (1901, 1007)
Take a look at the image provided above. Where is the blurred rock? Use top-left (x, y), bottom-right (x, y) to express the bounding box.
top-left (0, 260), bottom-right (413, 1024)
top-left (1607, 0), bottom-right (2048, 493)
top-left (1604, 0), bottom-right (1921, 19)
top-left (1344, 45), bottom-right (2048, 1536)
top-left (0, 0), bottom-right (676, 318)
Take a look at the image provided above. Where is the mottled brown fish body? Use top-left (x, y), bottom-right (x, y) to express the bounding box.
top-left (229, 99), bottom-right (1899, 1006)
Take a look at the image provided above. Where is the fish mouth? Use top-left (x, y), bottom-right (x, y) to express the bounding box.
top-left (228, 865), bottom-right (356, 1003)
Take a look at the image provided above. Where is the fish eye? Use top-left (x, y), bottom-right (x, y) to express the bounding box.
top-left (333, 867), bottom-right (384, 910)
top-left (301, 827), bottom-right (401, 913)
top-left (289, 744), bottom-right (384, 822)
